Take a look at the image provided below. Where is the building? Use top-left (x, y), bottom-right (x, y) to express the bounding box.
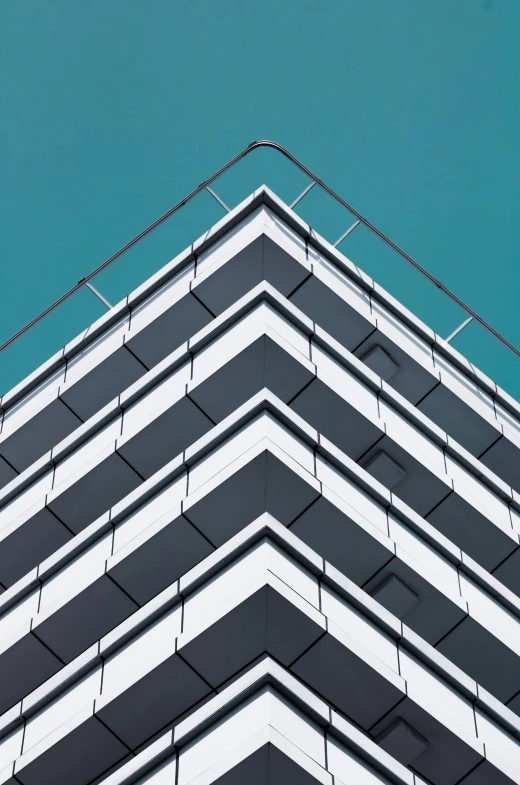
top-left (0, 181), bottom-right (520, 785)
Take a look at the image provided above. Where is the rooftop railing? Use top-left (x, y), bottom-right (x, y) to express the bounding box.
top-left (1, 140), bottom-right (519, 400)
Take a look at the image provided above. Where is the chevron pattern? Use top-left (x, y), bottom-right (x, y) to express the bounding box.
top-left (0, 187), bottom-right (520, 785)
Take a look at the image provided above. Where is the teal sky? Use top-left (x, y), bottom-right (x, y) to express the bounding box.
top-left (1, 0), bottom-right (519, 397)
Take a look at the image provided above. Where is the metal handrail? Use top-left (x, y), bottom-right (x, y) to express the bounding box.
top-left (1, 140), bottom-right (519, 361)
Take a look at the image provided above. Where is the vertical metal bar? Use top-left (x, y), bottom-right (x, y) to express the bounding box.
top-left (206, 187), bottom-right (230, 213)
top-left (290, 181), bottom-right (316, 209)
top-left (445, 316), bottom-right (473, 343)
top-left (85, 281), bottom-right (113, 310)
top-left (334, 220), bottom-right (361, 248)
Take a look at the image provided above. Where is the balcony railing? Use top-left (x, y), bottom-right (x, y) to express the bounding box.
top-left (1, 140), bottom-right (519, 400)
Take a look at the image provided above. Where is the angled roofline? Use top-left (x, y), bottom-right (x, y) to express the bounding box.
top-left (1, 140), bottom-right (518, 364)
top-left (1, 182), bottom-right (519, 432)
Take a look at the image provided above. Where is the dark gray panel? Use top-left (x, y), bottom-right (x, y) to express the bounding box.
top-left (359, 344), bottom-right (400, 382)
top-left (264, 338), bottom-right (315, 410)
top-left (190, 338), bottom-right (266, 424)
top-left (109, 515), bottom-right (214, 606)
top-left (437, 616), bottom-right (520, 703)
top-left (185, 451), bottom-right (318, 548)
top-left (371, 699), bottom-right (483, 785)
top-left (265, 452), bottom-right (320, 527)
top-left (15, 715), bottom-right (128, 785)
top-left (0, 507), bottom-right (72, 589)
top-left (212, 746), bottom-right (269, 785)
top-left (263, 235), bottom-right (310, 297)
top-left (0, 398), bottom-right (82, 473)
top-left (418, 385), bottom-right (499, 457)
top-left (265, 585), bottom-right (324, 666)
top-left (480, 436), bottom-right (520, 496)
top-left (290, 497), bottom-right (394, 587)
top-left (266, 745), bottom-right (323, 785)
top-left (376, 718), bottom-right (428, 766)
top-left (506, 691), bottom-right (520, 717)
top-left (181, 589), bottom-right (268, 686)
top-left (127, 293), bottom-right (212, 370)
top-left (181, 586), bottom-right (322, 687)
top-left (212, 744), bottom-right (323, 785)
top-left (194, 235), bottom-right (308, 317)
top-left (98, 655), bottom-right (211, 751)
top-left (118, 396), bottom-right (214, 480)
top-left (185, 454), bottom-right (267, 547)
top-left (290, 275), bottom-right (374, 352)
top-left (35, 576), bottom-right (139, 663)
top-left (492, 548), bottom-right (520, 597)
top-left (194, 237), bottom-right (264, 316)
top-left (363, 563), bottom-right (466, 645)
top-left (0, 456), bottom-right (17, 493)
top-left (189, 336), bottom-right (313, 425)
top-left (370, 574), bottom-right (419, 618)
top-left (354, 332), bottom-right (438, 405)
top-left (48, 453), bottom-right (142, 534)
top-left (292, 634), bottom-right (403, 730)
top-left (363, 450), bottom-right (406, 490)
top-left (425, 493), bottom-right (517, 573)
top-left (61, 346), bottom-right (145, 421)
top-left (0, 633), bottom-right (62, 715)
top-left (459, 760), bottom-right (513, 785)
top-left (360, 436), bottom-right (451, 516)
top-left (290, 379), bottom-right (382, 462)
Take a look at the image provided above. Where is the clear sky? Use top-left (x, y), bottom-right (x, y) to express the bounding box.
top-left (1, 0), bottom-right (519, 396)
